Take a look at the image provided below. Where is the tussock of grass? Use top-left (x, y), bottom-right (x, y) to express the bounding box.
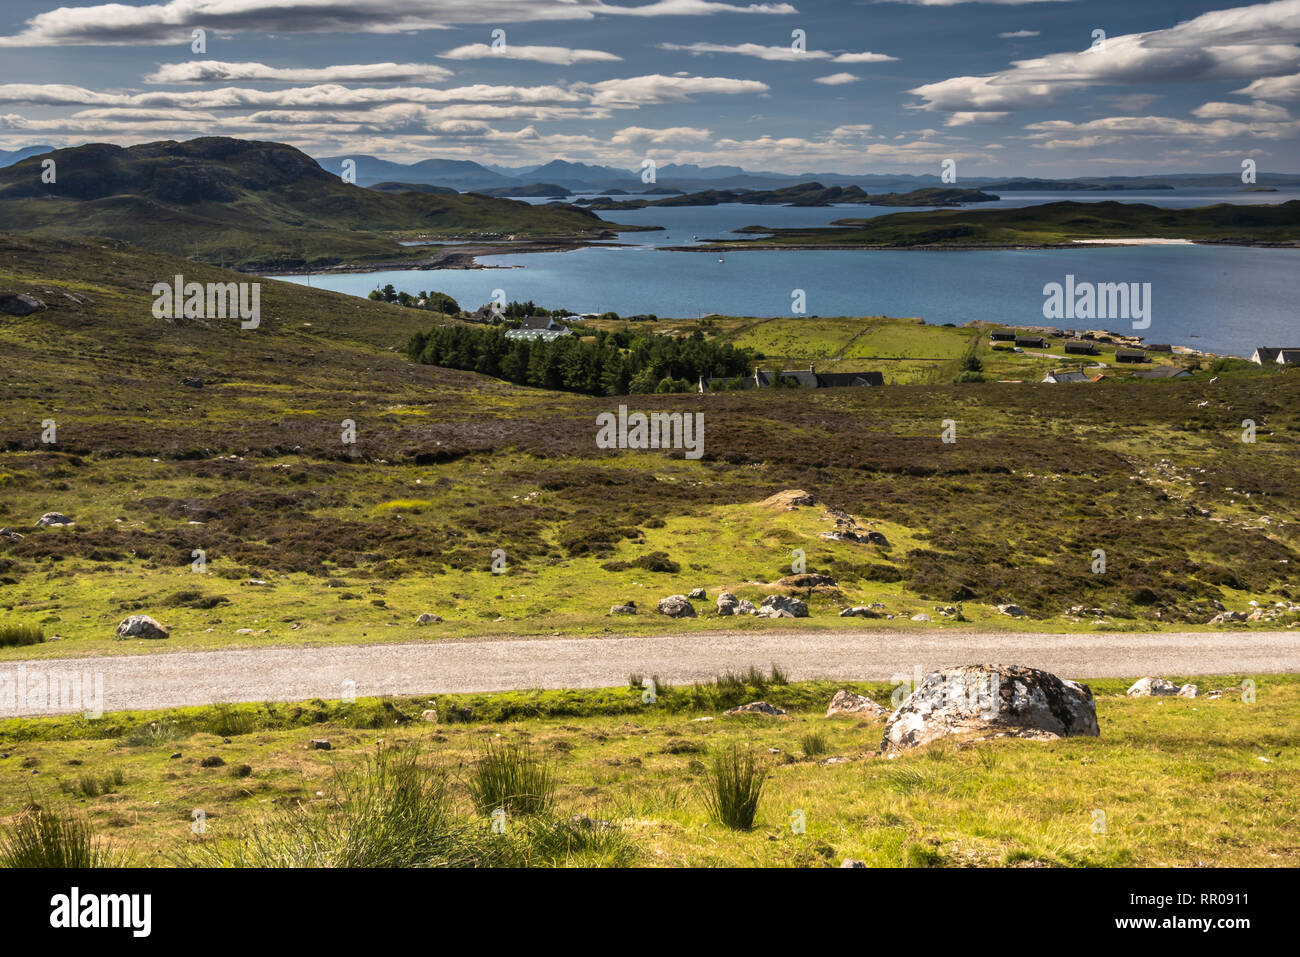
top-left (0, 807), bottom-right (126, 868)
top-left (701, 745), bottom-right (768, 831)
top-left (468, 742), bottom-right (555, 817)
top-left (0, 623), bottom-right (43, 648)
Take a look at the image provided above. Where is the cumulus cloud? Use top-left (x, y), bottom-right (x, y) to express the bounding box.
top-left (1193, 100), bottom-right (1291, 121)
top-left (144, 62), bottom-right (454, 84)
top-left (579, 74), bottom-right (768, 106)
top-left (660, 42), bottom-right (897, 63)
top-left (944, 111), bottom-right (1010, 125)
top-left (0, 0), bottom-right (795, 48)
top-left (438, 44), bottom-right (621, 65)
top-left (911, 0), bottom-right (1300, 114)
top-left (1234, 73), bottom-right (1300, 99)
top-left (609, 125), bottom-right (713, 144)
top-left (814, 73), bottom-right (861, 86)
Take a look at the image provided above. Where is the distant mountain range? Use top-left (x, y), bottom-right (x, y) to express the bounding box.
top-left (0, 145), bottom-right (56, 168)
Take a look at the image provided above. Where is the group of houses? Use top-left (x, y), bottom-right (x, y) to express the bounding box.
top-left (503, 316), bottom-right (575, 342)
top-left (1251, 347), bottom-right (1300, 366)
top-left (699, 363), bottom-right (884, 393)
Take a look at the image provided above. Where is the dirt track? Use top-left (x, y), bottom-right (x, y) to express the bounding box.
top-left (2, 628), bottom-right (1298, 717)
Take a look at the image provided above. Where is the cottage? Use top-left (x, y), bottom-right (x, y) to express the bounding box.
top-left (504, 315), bottom-right (572, 341)
top-left (1042, 370), bottom-right (1090, 384)
top-left (1147, 343), bottom-right (1173, 353)
top-left (1115, 349), bottom-right (1147, 363)
top-left (1134, 365), bottom-right (1191, 379)
top-left (989, 331), bottom-right (1017, 342)
top-left (1252, 346), bottom-right (1300, 365)
top-left (1015, 336), bottom-right (1048, 349)
top-left (1063, 340), bottom-right (1098, 355)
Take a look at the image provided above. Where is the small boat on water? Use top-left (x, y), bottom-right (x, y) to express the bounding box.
top-left (718, 255), bottom-right (725, 263)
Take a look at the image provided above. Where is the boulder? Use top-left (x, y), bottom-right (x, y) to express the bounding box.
top-left (415, 613), bottom-right (442, 625)
top-left (998, 603), bottom-right (1026, 617)
top-left (0, 293), bottom-right (45, 316)
top-left (308, 739), bottom-right (331, 750)
top-left (736, 599), bottom-right (757, 615)
top-left (716, 592), bottom-right (738, 615)
top-left (760, 594), bottom-right (808, 617)
top-left (723, 701), bottom-right (787, 717)
top-left (759, 489), bottom-right (816, 510)
top-left (825, 690), bottom-right (887, 719)
top-left (115, 615), bottom-right (169, 640)
top-left (881, 664), bottom-right (1099, 753)
top-left (774, 573), bottom-right (837, 589)
top-left (420, 709), bottom-right (439, 723)
top-left (35, 512), bottom-right (74, 527)
top-left (1208, 611), bottom-right (1248, 624)
top-left (0, 527), bottom-right (24, 542)
top-left (657, 595), bottom-right (696, 618)
top-left (688, 587), bottom-right (707, 600)
top-left (1126, 677), bottom-right (1179, 697)
top-left (910, 613), bottom-right (931, 622)
top-left (609, 603), bottom-right (637, 615)
top-left (1177, 684), bottom-right (1198, 699)
top-left (840, 606), bottom-right (882, 618)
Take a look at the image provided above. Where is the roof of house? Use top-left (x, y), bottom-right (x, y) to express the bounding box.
top-left (1253, 347), bottom-right (1280, 363)
top-left (516, 316), bottom-right (557, 330)
top-left (504, 327), bottom-right (569, 341)
top-left (989, 330), bottom-right (1017, 339)
top-left (813, 371), bottom-right (885, 388)
top-left (1278, 349), bottom-right (1300, 364)
top-left (1043, 370), bottom-right (1090, 383)
top-left (1134, 365), bottom-right (1191, 378)
top-left (1016, 335), bottom-right (1047, 344)
top-left (1064, 340), bottom-right (1097, 351)
top-left (1115, 349), bottom-right (1147, 359)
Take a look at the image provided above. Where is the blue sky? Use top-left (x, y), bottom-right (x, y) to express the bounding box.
top-left (0, 0), bottom-right (1297, 175)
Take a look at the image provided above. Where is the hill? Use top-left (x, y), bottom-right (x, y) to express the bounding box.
top-left (368, 181), bottom-right (459, 196)
top-left (705, 200), bottom-right (1300, 248)
top-left (0, 138), bottom-right (622, 270)
top-left (577, 183), bottom-right (997, 210)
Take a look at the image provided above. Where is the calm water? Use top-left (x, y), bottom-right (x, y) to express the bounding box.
top-left (276, 190), bottom-right (1300, 357)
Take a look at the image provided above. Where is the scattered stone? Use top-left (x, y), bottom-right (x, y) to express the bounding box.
top-left (723, 701), bottom-right (788, 717)
top-left (775, 573), bottom-right (837, 589)
top-left (1177, 684), bottom-right (1198, 699)
top-left (657, 595), bottom-right (696, 618)
top-left (998, 603), bottom-right (1026, 617)
top-left (308, 739), bottom-right (331, 750)
top-left (716, 592), bottom-right (739, 615)
top-left (759, 489), bottom-right (816, 510)
top-left (910, 613), bottom-right (931, 622)
top-left (199, 755), bottom-right (225, 768)
top-left (825, 689), bottom-right (888, 719)
top-left (609, 603), bottom-right (637, 615)
top-left (881, 664), bottom-right (1099, 752)
top-left (757, 605), bottom-right (794, 618)
top-left (821, 756), bottom-right (851, 766)
top-left (840, 859), bottom-right (867, 868)
top-left (115, 615), bottom-right (169, 640)
top-left (415, 613), bottom-right (442, 625)
top-left (1208, 611), bottom-right (1248, 624)
top-left (1127, 677), bottom-right (1178, 697)
top-left (736, 598), bottom-right (757, 615)
top-left (0, 292), bottom-right (45, 316)
top-left (420, 709), bottom-right (439, 723)
top-left (760, 594), bottom-right (808, 617)
top-left (688, 587), bottom-right (707, 600)
top-left (0, 527), bottom-right (23, 541)
top-left (35, 512), bottom-right (74, 527)
top-left (840, 606), bottom-right (882, 618)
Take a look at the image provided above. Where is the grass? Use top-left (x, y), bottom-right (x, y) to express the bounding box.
top-left (0, 807), bottom-right (126, 868)
top-left (0, 623), bottom-right (43, 648)
top-left (701, 745), bottom-right (769, 831)
top-left (467, 741), bottom-right (556, 817)
top-left (0, 674), bottom-right (1294, 866)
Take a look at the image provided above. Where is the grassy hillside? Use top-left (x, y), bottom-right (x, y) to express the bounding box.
top-left (710, 200), bottom-right (1300, 248)
top-left (0, 138), bottom-right (622, 270)
top-left (1, 232), bottom-right (1298, 660)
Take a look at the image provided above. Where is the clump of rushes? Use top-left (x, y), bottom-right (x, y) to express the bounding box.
top-left (0, 623), bottom-right (43, 648)
top-left (701, 745), bottom-right (768, 830)
top-left (800, 731), bottom-right (828, 758)
top-left (468, 742), bottom-right (555, 817)
top-left (0, 807), bottom-right (126, 868)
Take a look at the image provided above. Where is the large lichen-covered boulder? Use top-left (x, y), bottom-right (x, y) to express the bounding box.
top-left (657, 595), bottom-right (696, 618)
top-left (760, 594), bottom-right (808, 617)
top-left (115, 615), bottom-right (170, 640)
top-left (881, 664), bottom-right (1098, 752)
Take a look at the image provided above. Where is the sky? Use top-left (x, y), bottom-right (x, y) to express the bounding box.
top-left (0, 0), bottom-right (1297, 176)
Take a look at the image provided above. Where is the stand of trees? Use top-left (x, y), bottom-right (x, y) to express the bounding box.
top-left (406, 325), bottom-right (755, 395)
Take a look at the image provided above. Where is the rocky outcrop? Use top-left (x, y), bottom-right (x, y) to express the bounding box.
top-left (998, 603), bottom-right (1026, 617)
top-left (115, 615), bottom-right (169, 640)
top-left (0, 293), bottom-right (45, 316)
top-left (657, 595), bottom-right (696, 618)
top-left (415, 613), bottom-right (442, 624)
top-left (881, 664), bottom-right (1099, 752)
top-left (688, 587), bottom-right (707, 600)
top-left (609, 603), bottom-right (637, 615)
top-left (840, 606), bottom-right (882, 618)
top-left (35, 512), bottom-right (74, 527)
top-left (723, 701), bottom-right (788, 717)
top-left (774, 573), bottom-right (836, 589)
top-left (825, 690), bottom-right (887, 719)
top-left (759, 594), bottom-right (808, 617)
top-left (1126, 677), bottom-right (1178, 697)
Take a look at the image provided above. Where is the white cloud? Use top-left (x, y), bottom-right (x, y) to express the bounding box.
top-left (144, 62), bottom-right (454, 84)
top-left (815, 73), bottom-right (861, 86)
top-left (1234, 74), bottom-right (1300, 99)
top-left (438, 44), bottom-right (621, 65)
top-left (945, 111), bottom-right (1010, 125)
top-left (579, 74), bottom-right (768, 107)
top-left (911, 0), bottom-right (1300, 114)
top-left (660, 42), bottom-right (896, 63)
top-left (998, 30), bottom-right (1040, 39)
top-left (0, 0), bottom-right (796, 48)
top-left (1193, 100), bottom-right (1291, 121)
top-left (610, 125), bottom-right (712, 144)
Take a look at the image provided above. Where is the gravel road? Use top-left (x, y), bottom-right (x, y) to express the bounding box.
top-left (2, 628), bottom-right (1298, 717)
